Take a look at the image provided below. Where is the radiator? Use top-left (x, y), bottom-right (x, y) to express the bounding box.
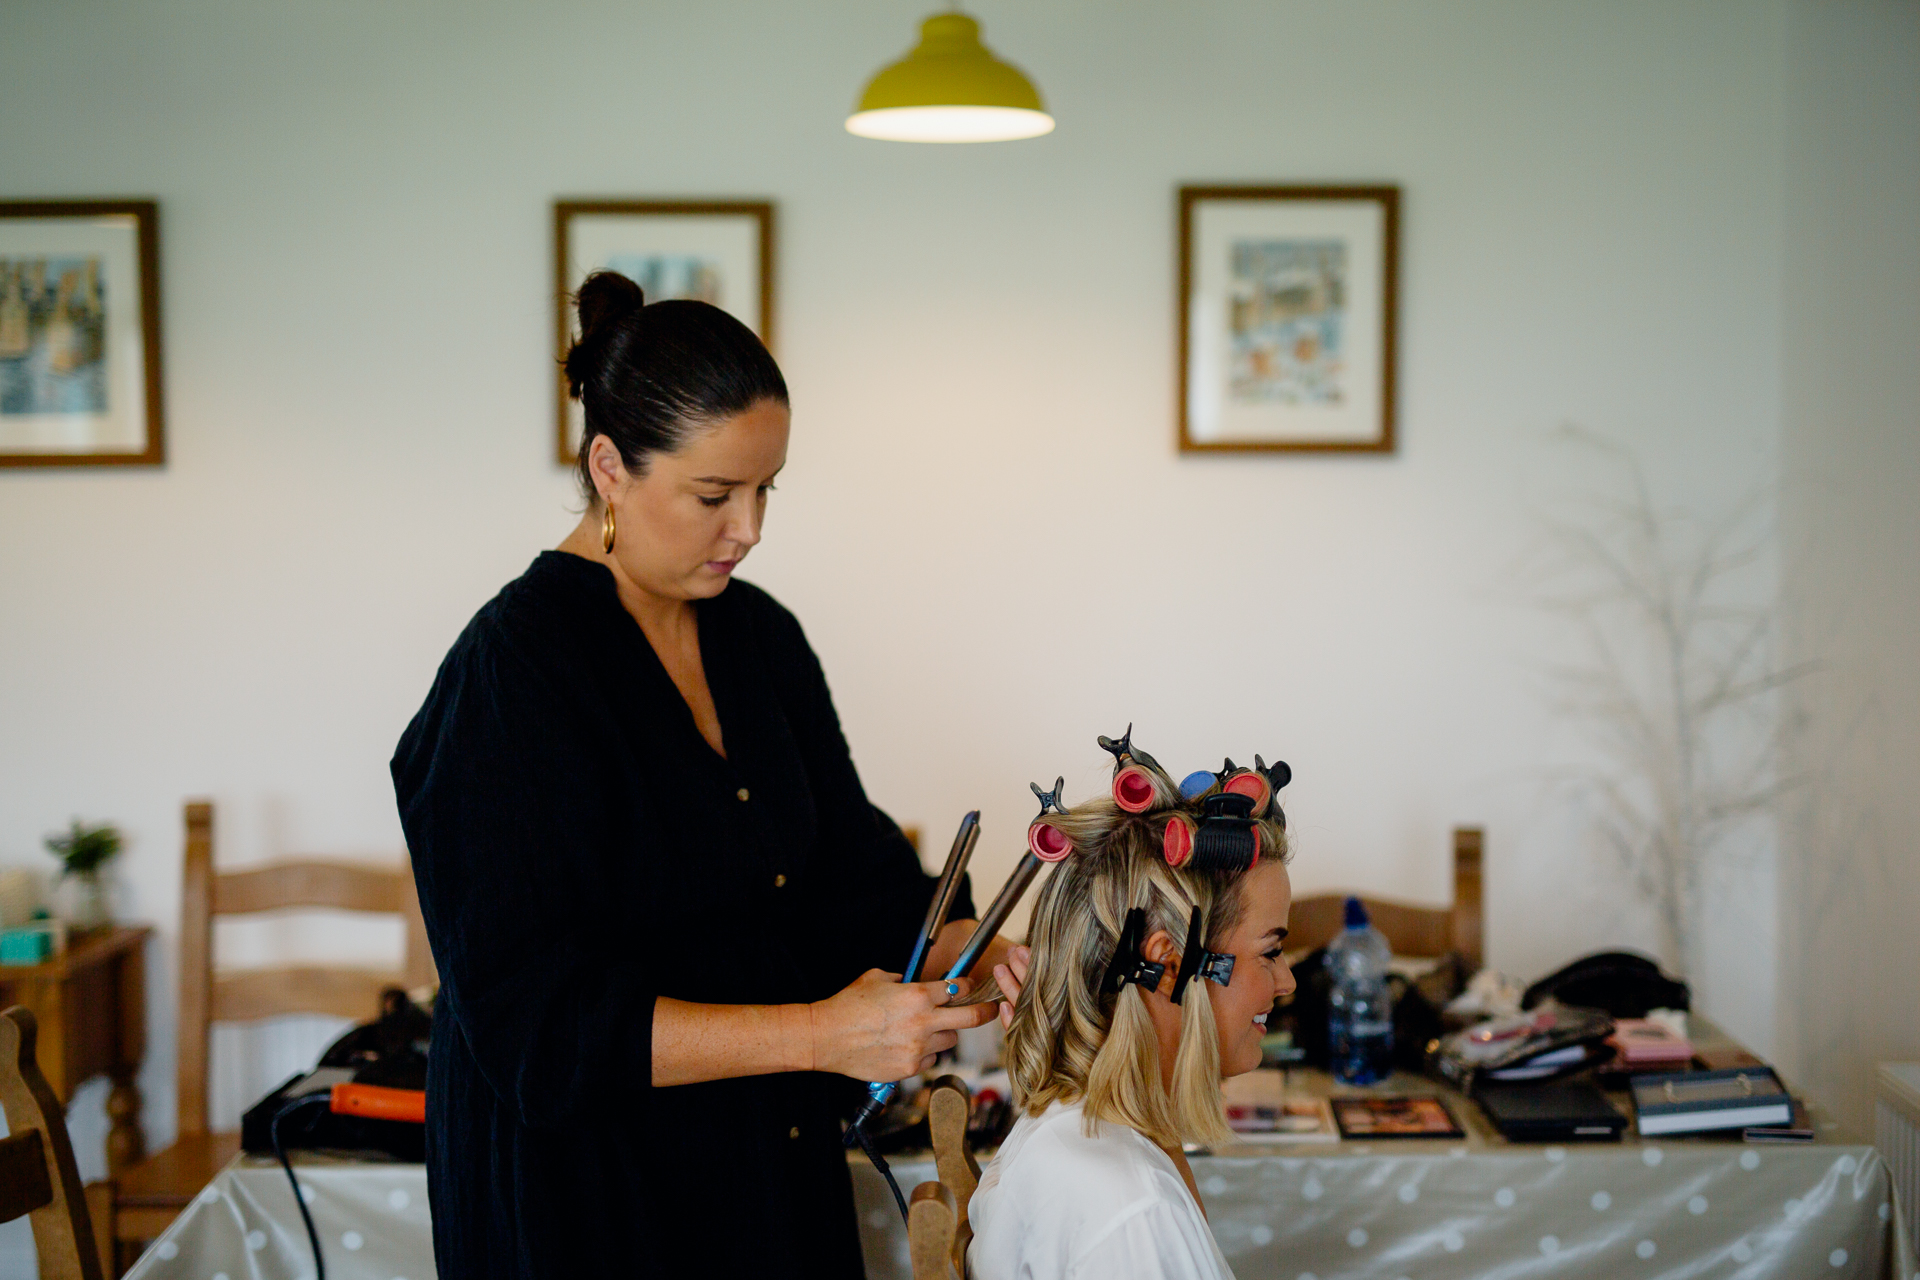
top-left (1879, 1062), bottom-right (1920, 1259)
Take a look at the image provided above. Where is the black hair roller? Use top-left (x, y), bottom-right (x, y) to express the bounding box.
top-left (1184, 791), bottom-right (1260, 872)
top-left (1189, 820), bottom-right (1260, 872)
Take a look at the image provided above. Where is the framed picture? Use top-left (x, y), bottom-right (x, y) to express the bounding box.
top-left (0, 200), bottom-right (164, 468)
top-left (1178, 185), bottom-right (1398, 454)
top-left (553, 200), bottom-right (774, 465)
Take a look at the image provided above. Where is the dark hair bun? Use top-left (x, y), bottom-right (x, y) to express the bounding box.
top-left (562, 269), bottom-right (788, 497)
top-left (574, 270), bottom-right (645, 343)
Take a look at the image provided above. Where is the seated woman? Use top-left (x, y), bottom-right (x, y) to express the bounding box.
top-left (968, 733), bottom-right (1296, 1280)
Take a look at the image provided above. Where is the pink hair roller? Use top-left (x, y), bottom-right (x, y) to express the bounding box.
top-left (1221, 769), bottom-right (1272, 815)
top-left (1162, 813), bottom-right (1196, 867)
top-left (1028, 819), bottom-right (1074, 863)
top-left (1113, 765), bottom-right (1157, 813)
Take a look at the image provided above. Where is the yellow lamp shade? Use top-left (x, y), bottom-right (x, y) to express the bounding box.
top-left (847, 14), bottom-right (1054, 143)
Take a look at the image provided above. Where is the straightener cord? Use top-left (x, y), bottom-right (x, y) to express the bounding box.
top-left (272, 1094), bottom-right (332, 1280)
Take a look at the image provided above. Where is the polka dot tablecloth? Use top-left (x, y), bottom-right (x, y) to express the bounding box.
top-left (125, 1161), bottom-right (431, 1280)
top-left (851, 1144), bottom-right (1916, 1280)
top-left (126, 1142), bottom-right (1915, 1280)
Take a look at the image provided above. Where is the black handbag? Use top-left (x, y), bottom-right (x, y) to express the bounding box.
top-left (1521, 950), bottom-right (1690, 1018)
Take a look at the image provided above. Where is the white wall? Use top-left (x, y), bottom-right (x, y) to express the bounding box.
top-left (0, 0), bottom-right (1793, 1187)
top-left (1776, 0), bottom-right (1920, 1136)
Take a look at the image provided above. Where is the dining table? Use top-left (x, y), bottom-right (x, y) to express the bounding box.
top-left (122, 1055), bottom-right (1914, 1280)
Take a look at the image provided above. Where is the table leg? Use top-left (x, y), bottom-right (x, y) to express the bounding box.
top-left (108, 934), bottom-right (148, 1177)
top-left (106, 1069), bottom-right (144, 1174)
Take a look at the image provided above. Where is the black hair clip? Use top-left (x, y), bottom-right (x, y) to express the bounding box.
top-left (1201, 792), bottom-right (1256, 820)
top-left (1256, 754), bottom-right (1291, 830)
top-left (1030, 777), bottom-right (1069, 817)
top-left (1199, 950), bottom-right (1237, 988)
top-left (1101, 908), bottom-right (1167, 996)
top-left (1097, 724), bottom-right (1165, 776)
top-left (1171, 909), bottom-right (1237, 1004)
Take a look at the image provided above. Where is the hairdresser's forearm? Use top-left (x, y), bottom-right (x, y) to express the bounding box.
top-left (650, 997), bottom-right (814, 1087)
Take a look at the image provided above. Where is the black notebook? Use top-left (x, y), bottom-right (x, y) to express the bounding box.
top-left (1474, 1080), bottom-right (1628, 1142)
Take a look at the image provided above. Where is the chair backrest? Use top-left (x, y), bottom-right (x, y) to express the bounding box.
top-left (176, 799), bottom-right (436, 1136)
top-left (0, 1008), bottom-right (104, 1280)
top-left (926, 1076), bottom-right (978, 1235)
top-left (908, 1183), bottom-right (963, 1280)
top-left (1286, 827), bottom-right (1484, 967)
top-left (908, 1075), bottom-right (977, 1280)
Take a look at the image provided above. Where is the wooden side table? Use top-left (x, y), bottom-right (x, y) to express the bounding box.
top-left (0, 924), bottom-right (151, 1176)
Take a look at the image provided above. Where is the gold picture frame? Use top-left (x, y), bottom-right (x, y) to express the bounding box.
top-left (553, 200), bottom-right (775, 466)
top-left (0, 200), bottom-right (165, 468)
top-left (1178, 185), bottom-right (1398, 454)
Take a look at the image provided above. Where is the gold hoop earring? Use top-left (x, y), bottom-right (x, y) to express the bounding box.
top-left (601, 502), bottom-right (616, 554)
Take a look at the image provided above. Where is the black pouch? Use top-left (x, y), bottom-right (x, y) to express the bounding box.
top-left (1428, 1002), bottom-right (1617, 1092)
top-left (1521, 951), bottom-right (1689, 1018)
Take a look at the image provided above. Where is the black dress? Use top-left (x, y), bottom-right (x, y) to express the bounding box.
top-left (391, 551), bottom-right (970, 1279)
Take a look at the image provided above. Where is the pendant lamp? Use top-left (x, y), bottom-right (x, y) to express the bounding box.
top-left (846, 13), bottom-right (1054, 143)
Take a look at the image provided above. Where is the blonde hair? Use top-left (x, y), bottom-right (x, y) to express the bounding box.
top-left (970, 753), bottom-right (1289, 1148)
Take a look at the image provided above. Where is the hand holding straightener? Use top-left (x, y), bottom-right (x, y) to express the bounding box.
top-left (807, 967), bottom-right (993, 1082)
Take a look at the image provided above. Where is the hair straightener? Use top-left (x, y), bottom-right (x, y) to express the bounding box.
top-left (844, 811), bottom-right (1053, 1222)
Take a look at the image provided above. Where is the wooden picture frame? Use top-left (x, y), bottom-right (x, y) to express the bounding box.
top-left (553, 200), bottom-right (775, 466)
top-left (0, 200), bottom-right (165, 468)
top-left (1178, 185), bottom-right (1398, 454)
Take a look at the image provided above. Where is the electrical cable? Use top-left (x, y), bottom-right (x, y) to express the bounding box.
top-left (271, 1094), bottom-right (332, 1280)
top-left (848, 1117), bottom-right (911, 1223)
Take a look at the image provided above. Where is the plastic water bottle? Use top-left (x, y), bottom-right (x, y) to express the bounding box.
top-left (1327, 897), bottom-right (1394, 1085)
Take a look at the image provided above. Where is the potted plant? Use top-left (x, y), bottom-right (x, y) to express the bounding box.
top-left (44, 820), bottom-right (121, 931)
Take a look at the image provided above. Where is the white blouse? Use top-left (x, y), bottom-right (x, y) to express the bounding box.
top-left (967, 1100), bottom-right (1235, 1280)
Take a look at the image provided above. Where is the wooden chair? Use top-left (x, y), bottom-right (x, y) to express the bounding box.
top-left (103, 799), bottom-right (435, 1271)
top-left (0, 1007), bottom-right (107, 1280)
top-left (908, 1075), bottom-right (977, 1280)
top-left (1285, 827), bottom-right (1485, 967)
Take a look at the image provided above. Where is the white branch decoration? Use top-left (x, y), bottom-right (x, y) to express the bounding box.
top-left (1521, 427), bottom-right (1809, 973)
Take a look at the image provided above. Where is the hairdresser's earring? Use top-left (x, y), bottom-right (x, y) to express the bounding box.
top-left (601, 502), bottom-right (617, 554)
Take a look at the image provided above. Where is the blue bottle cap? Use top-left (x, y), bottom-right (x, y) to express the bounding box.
top-left (1343, 896), bottom-right (1370, 929)
top-left (1178, 770), bottom-right (1216, 799)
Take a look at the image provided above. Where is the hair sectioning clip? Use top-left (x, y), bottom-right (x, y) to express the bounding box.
top-left (1097, 724), bottom-right (1165, 774)
top-left (1170, 908), bottom-right (1237, 1004)
top-left (1101, 908), bottom-right (1166, 995)
top-left (1256, 754), bottom-right (1291, 829)
top-left (1027, 777), bottom-right (1075, 862)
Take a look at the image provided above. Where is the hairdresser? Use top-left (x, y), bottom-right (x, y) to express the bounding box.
top-left (391, 271), bottom-right (1011, 1279)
